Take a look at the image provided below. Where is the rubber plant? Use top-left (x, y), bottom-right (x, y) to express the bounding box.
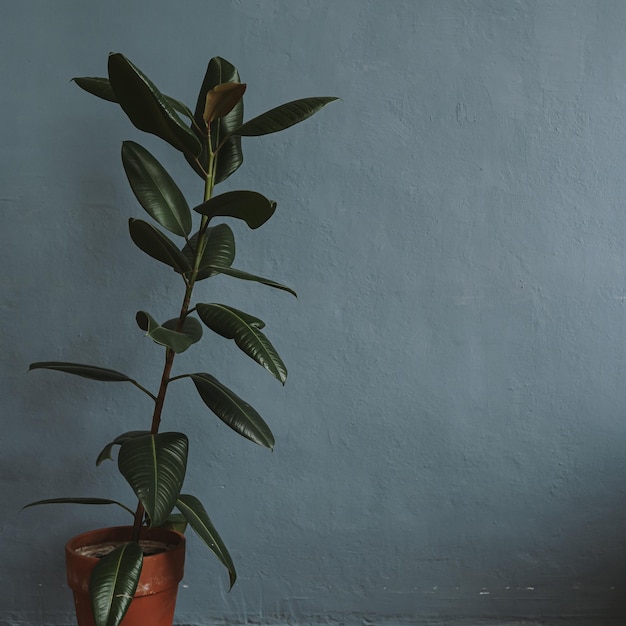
top-left (25, 52), bottom-right (337, 626)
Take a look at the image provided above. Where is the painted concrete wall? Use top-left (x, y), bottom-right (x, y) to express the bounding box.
top-left (2, 1), bottom-right (626, 624)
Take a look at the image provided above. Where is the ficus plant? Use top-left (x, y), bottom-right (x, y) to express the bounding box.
top-left (25, 52), bottom-right (337, 626)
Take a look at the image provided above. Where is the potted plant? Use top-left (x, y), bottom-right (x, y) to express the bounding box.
top-left (25, 52), bottom-right (337, 626)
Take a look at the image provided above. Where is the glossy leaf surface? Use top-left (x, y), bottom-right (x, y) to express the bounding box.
top-left (96, 431), bottom-right (151, 466)
top-left (233, 97), bottom-right (339, 136)
top-left (176, 494), bottom-right (236, 588)
top-left (108, 53), bottom-right (201, 157)
top-left (122, 141), bottom-right (191, 237)
top-left (90, 541), bottom-right (143, 626)
top-left (118, 432), bottom-right (188, 527)
top-left (196, 303), bottom-right (287, 384)
top-left (206, 265), bottom-right (296, 297)
top-left (74, 76), bottom-right (192, 119)
top-left (29, 361), bottom-right (134, 382)
top-left (189, 373), bottom-right (274, 448)
top-left (183, 224), bottom-right (235, 281)
top-left (136, 312), bottom-right (202, 354)
top-left (193, 191), bottom-right (275, 229)
top-left (128, 218), bottom-right (191, 274)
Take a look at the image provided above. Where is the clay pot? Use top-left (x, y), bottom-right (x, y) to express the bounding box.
top-left (66, 526), bottom-right (186, 626)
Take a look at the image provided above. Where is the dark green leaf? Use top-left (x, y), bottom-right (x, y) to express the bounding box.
top-left (165, 96), bottom-right (194, 121)
top-left (118, 432), bottom-right (188, 527)
top-left (122, 141), bottom-right (191, 237)
top-left (206, 266), bottom-right (296, 297)
top-left (23, 498), bottom-right (134, 516)
top-left (96, 431), bottom-right (151, 466)
top-left (29, 361), bottom-right (134, 382)
top-left (187, 57), bottom-right (244, 183)
top-left (176, 494), bottom-right (236, 588)
top-left (73, 77), bottom-right (117, 102)
top-left (108, 53), bottom-right (201, 157)
top-left (136, 312), bottom-right (201, 354)
top-left (196, 303), bottom-right (287, 384)
top-left (73, 77), bottom-right (191, 118)
top-left (189, 373), bottom-right (274, 448)
top-left (233, 97), bottom-right (339, 137)
top-left (193, 191), bottom-right (275, 229)
top-left (90, 542), bottom-right (143, 626)
top-left (183, 224), bottom-right (235, 281)
top-left (128, 218), bottom-right (191, 274)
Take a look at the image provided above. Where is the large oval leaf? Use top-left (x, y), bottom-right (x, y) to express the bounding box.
top-left (182, 224), bottom-right (235, 281)
top-left (188, 373), bottom-right (274, 448)
top-left (205, 265), bottom-right (296, 297)
top-left (128, 218), bottom-right (191, 273)
top-left (90, 541), bottom-right (143, 626)
top-left (176, 494), bottom-right (236, 589)
top-left (108, 53), bottom-right (201, 157)
top-left (193, 191), bottom-right (275, 229)
top-left (122, 141), bottom-right (191, 237)
top-left (118, 432), bottom-right (188, 527)
top-left (232, 97), bottom-right (339, 137)
top-left (196, 303), bottom-right (287, 384)
top-left (136, 312), bottom-right (202, 354)
top-left (187, 57), bottom-right (244, 183)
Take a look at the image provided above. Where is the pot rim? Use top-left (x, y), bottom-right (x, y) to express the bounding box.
top-left (66, 525), bottom-right (185, 559)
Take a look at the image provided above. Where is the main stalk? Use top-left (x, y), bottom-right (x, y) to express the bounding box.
top-left (131, 131), bottom-right (216, 540)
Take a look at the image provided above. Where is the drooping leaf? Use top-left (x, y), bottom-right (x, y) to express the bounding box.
top-left (29, 362), bottom-right (134, 382)
top-left (187, 57), bottom-right (244, 183)
top-left (108, 53), bottom-right (201, 157)
top-left (136, 312), bottom-right (202, 354)
top-left (232, 97), bottom-right (339, 137)
top-left (90, 541), bottom-right (143, 626)
top-left (203, 83), bottom-right (246, 124)
top-left (182, 224), bottom-right (235, 281)
top-left (122, 141), bottom-right (191, 237)
top-left (118, 432), bottom-right (188, 527)
top-left (206, 266), bottom-right (296, 297)
top-left (22, 498), bottom-right (134, 516)
top-left (188, 373), bottom-right (274, 448)
top-left (128, 218), bottom-right (191, 274)
top-left (176, 494), bottom-right (236, 588)
top-left (96, 431), bottom-right (151, 466)
top-left (193, 191), bottom-right (275, 229)
top-left (196, 303), bottom-right (287, 384)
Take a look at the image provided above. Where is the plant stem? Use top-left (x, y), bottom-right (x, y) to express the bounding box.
top-left (131, 135), bottom-right (216, 542)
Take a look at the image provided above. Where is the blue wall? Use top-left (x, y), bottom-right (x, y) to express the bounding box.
top-left (2, 1), bottom-right (626, 624)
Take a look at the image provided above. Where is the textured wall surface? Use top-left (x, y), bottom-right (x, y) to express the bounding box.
top-left (2, 1), bottom-right (626, 624)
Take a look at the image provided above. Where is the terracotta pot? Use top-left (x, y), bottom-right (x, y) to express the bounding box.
top-left (66, 526), bottom-right (186, 626)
